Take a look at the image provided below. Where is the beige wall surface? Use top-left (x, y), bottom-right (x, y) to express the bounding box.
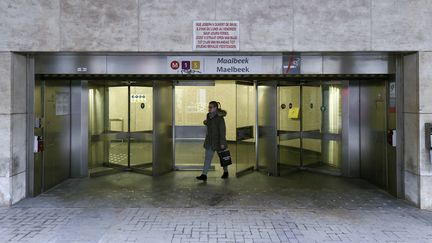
top-left (175, 81), bottom-right (255, 141)
top-left (1, 0), bottom-right (432, 52)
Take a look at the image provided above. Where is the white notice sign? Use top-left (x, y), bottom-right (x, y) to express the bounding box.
top-left (55, 92), bottom-right (70, 116)
top-left (193, 21), bottom-right (239, 51)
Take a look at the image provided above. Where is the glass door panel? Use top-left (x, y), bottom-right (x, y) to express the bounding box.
top-left (129, 86), bottom-right (153, 171)
top-left (88, 82), bottom-right (154, 176)
top-left (235, 81), bottom-right (256, 176)
top-left (320, 84), bottom-right (344, 173)
top-left (278, 85), bottom-right (301, 174)
top-left (301, 85), bottom-right (322, 167)
top-left (275, 81), bottom-right (344, 176)
top-left (106, 86), bottom-right (129, 167)
top-left (174, 84), bottom-right (218, 169)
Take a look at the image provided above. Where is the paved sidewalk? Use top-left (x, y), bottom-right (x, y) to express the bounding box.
top-left (1, 171), bottom-right (432, 242)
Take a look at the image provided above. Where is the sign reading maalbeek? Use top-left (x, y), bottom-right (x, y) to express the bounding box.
top-left (167, 56), bottom-right (262, 74)
top-left (193, 21), bottom-right (239, 51)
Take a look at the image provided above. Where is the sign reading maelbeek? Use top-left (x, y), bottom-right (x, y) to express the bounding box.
top-left (193, 21), bottom-right (239, 51)
top-left (167, 56), bottom-right (262, 74)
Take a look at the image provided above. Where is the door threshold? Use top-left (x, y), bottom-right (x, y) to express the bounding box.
top-left (175, 165), bottom-right (215, 171)
top-left (235, 166), bottom-right (255, 177)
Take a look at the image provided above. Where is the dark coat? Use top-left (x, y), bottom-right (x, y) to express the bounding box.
top-left (203, 109), bottom-right (227, 151)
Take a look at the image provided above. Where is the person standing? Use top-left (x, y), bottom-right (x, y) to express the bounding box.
top-left (196, 101), bottom-right (228, 181)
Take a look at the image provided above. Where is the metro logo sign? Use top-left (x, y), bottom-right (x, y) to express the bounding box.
top-left (181, 61), bottom-right (191, 70)
top-left (167, 57), bottom-right (203, 74)
top-left (170, 60), bottom-right (180, 70)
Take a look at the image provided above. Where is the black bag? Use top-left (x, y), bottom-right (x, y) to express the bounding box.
top-left (217, 148), bottom-right (232, 167)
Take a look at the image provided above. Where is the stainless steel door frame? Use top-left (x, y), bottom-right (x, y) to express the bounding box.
top-left (153, 80), bottom-right (174, 176)
top-left (257, 81), bottom-right (278, 176)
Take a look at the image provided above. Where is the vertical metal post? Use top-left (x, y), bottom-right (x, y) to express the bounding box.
top-left (300, 85), bottom-right (304, 167)
top-left (255, 81), bottom-right (259, 170)
top-left (172, 82), bottom-right (176, 170)
top-left (26, 54), bottom-right (35, 196)
top-left (127, 85), bottom-right (131, 168)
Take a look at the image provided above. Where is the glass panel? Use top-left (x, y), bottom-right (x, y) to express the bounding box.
top-left (302, 86), bottom-right (322, 132)
top-left (174, 85), bottom-right (218, 168)
top-left (88, 86), bottom-right (105, 169)
top-left (323, 84), bottom-right (343, 134)
top-left (129, 86), bottom-right (153, 170)
top-left (278, 85), bottom-right (301, 171)
top-left (107, 86), bottom-right (129, 167)
top-left (301, 86), bottom-right (322, 166)
top-left (322, 140), bottom-right (342, 170)
top-left (321, 84), bottom-right (343, 170)
top-left (235, 83), bottom-right (256, 175)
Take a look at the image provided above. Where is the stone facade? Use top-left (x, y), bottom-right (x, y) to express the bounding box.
top-left (0, 0), bottom-right (431, 208)
top-left (1, 0), bottom-right (432, 52)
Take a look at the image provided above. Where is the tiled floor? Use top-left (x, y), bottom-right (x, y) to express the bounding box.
top-left (1, 171), bottom-right (432, 242)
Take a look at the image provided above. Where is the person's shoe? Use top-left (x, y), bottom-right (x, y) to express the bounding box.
top-left (221, 172), bottom-right (229, 179)
top-left (196, 174), bottom-right (207, 181)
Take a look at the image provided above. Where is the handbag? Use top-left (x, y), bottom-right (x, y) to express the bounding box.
top-left (217, 148), bottom-right (232, 167)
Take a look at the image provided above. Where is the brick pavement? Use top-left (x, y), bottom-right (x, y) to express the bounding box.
top-left (0, 172), bottom-right (431, 243)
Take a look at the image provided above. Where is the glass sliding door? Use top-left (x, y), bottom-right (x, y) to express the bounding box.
top-left (278, 83), bottom-right (301, 175)
top-left (301, 85), bottom-right (323, 167)
top-left (275, 81), bottom-right (344, 176)
top-left (106, 86), bottom-right (129, 168)
top-left (174, 82), bottom-right (218, 170)
top-left (129, 85), bottom-right (153, 171)
top-left (235, 81), bottom-right (256, 177)
top-left (88, 82), bottom-right (153, 176)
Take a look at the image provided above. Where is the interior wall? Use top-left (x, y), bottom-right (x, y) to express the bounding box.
top-left (174, 80), bottom-right (255, 142)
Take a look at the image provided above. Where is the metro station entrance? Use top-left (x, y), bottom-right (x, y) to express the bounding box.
top-left (30, 53), bottom-right (399, 198)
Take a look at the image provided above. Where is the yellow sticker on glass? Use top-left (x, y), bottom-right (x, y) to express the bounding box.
top-left (288, 107), bottom-right (300, 119)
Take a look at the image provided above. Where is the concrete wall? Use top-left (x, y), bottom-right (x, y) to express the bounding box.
top-left (0, 52), bottom-right (27, 206)
top-left (1, 0), bottom-right (432, 52)
top-left (404, 52), bottom-right (432, 209)
top-left (0, 0), bottom-right (432, 207)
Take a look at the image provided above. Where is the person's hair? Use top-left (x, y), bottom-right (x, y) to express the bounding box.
top-left (209, 101), bottom-right (220, 109)
top-left (209, 101), bottom-right (227, 115)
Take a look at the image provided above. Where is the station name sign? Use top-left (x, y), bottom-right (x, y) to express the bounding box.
top-left (167, 56), bottom-right (262, 74)
top-left (193, 21), bottom-right (239, 51)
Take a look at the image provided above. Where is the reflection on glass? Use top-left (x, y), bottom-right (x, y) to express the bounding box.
top-left (322, 84), bottom-right (343, 169)
top-left (326, 85), bottom-right (342, 134)
top-left (107, 87), bottom-right (129, 166)
top-left (88, 84), bottom-right (153, 172)
top-left (130, 86), bottom-right (153, 167)
top-left (301, 86), bottom-right (322, 166)
top-left (175, 85), bottom-right (218, 167)
top-left (278, 86), bottom-right (301, 170)
top-left (277, 83), bottom-right (343, 174)
top-left (236, 84), bottom-right (256, 175)
top-left (88, 86), bottom-right (105, 169)
top-left (302, 86), bottom-right (322, 132)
